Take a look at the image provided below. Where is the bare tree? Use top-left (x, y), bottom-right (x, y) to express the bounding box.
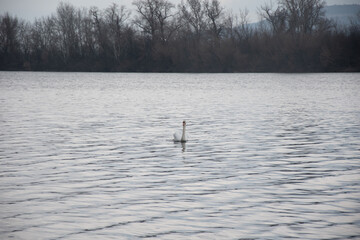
top-left (348, 9), bottom-right (360, 33)
top-left (237, 8), bottom-right (253, 40)
top-left (260, 0), bottom-right (326, 35)
top-left (91, 6), bottom-right (112, 59)
top-left (0, 13), bottom-right (20, 55)
top-left (204, 0), bottom-right (224, 40)
top-left (56, 2), bottom-right (81, 61)
top-left (18, 21), bottom-right (31, 57)
top-left (280, 0), bottom-right (326, 34)
top-left (133, 0), bottom-right (175, 44)
top-left (180, 0), bottom-right (206, 41)
top-left (105, 4), bottom-right (130, 60)
top-left (259, 2), bottom-right (287, 34)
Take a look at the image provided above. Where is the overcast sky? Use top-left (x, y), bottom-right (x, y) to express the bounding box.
top-left (0, 0), bottom-right (359, 22)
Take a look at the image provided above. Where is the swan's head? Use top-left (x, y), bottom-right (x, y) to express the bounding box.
top-left (183, 120), bottom-right (186, 126)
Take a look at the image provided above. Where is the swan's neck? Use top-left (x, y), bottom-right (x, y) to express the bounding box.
top-left (181, 125), bottom-right (186, 142)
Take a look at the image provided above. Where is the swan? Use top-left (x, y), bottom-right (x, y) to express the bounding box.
top-left (173, 120), bottom-right (187, 142)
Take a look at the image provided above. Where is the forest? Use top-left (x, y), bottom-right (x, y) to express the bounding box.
top-left (0, 0), bottom-right (359, 72)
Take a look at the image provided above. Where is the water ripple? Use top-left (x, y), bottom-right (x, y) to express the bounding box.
top-left (1, 72), bottom-right (360, 239)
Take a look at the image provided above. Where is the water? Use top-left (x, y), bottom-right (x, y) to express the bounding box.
top-left (0, 72), bottom-right (359, 239)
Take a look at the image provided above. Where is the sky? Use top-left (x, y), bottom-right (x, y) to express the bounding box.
top-left (0, 0), bottom-right (359, 23)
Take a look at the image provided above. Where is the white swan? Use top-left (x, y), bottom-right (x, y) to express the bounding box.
top-left (173, 121), bottom-right (187, 142)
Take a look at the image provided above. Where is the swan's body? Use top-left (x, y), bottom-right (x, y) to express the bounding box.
top-left (174, 121), bottom-right (187, 142)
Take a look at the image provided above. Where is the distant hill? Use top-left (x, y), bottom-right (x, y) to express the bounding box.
top-left (324, 4), bottom-right (360, 25)
top-left (251, 4), bottom-right (360, 28)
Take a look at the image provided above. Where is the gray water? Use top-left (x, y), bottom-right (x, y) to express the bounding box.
top-left (0, 72), bottom-right (359, 239)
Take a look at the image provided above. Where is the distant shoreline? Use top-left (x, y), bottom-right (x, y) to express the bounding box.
top-left (1, 1), bottom-right (359, 73)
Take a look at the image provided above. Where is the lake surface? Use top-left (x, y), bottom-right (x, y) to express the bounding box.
top-left (0, 72), bottom-right (359, 239)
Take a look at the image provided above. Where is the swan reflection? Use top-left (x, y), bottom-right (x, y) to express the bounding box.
top-left (181, 141), bottom-right (186, 152)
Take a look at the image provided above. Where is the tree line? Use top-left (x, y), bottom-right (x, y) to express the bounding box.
top-left (0, 0), bottom-right (359, 72)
